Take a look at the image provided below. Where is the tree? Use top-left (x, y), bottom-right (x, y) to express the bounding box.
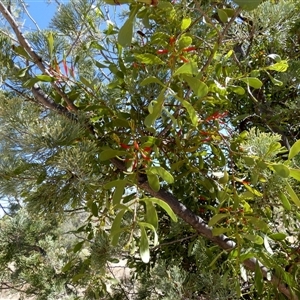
top-left (0, 0), bottom-right (300, 299)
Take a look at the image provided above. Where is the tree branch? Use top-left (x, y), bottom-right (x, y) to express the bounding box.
top-left (31, 83), bottom-right (75, 119)
top-left (138, 180), bottom-right (297, 300)
top-left (0, 1), bottom-right (77, 112)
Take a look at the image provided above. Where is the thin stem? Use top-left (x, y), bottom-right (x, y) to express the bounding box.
top-left (153, 233), bottom-right (198, 249)
top-left (20, 0), bottom-right (41, 31)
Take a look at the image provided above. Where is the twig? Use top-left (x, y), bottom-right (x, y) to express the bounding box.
top-left (0, 28), bottom-right (18, 43)
top-left (20, 0), bottom-right (41, 31)
top-left (31, 83), bottom-right (75, 118)
top-left (153, 233), bottom-right (198, 249)
top-left (106, 263), bottom-right (131, 300)
top-left (200, 7), bottom-right (242, 74)
top-left (0, 203), bottom-right (12, 217)
top-left (193, 2), bottom-right (221, 40)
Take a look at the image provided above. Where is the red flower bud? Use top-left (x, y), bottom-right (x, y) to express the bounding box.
top-left (120, 143), bottom-right (131, 149)
top-left (182, 46), bottom-right (196, 52)
top-left (134, 140), bottom-right (139, 150)
top-left (156, 49), bottom-right (169, 54)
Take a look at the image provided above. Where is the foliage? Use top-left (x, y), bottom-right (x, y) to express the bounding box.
top-left (0, 0), bottom-right (300, 299)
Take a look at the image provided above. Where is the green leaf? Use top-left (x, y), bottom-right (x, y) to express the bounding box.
top-left (270, 164), bottom-right (290, 178)
top-left (104, 180), bottom-right (127, 205)
top-left (141, 76), bottom-right (164, 87)
top-left (174, 93), bottom-right (199, 126)
top-left (118, 6), bottom-right (139, 47)
top-left (17, 66), bottom-right (30, 78)
top-left (99, 149), bottom-right (127, 161)
top-left (35, 75), bottom-right (56, 82)
top-left (212, 227), bottom-right (230, 236)
top-left (111, 209), bottom-right (127, 246)
top-left (288, 140), bottom-right (300, 160)
top-left (139, 225), bottom-right (150, 263)
top-left (139, 222), bottom-right (158, 246)
top-left (94, 60), bottom-right (108, 69)
top-left (62, 261), bottom-right (72, 272)
top-left (12, 45), bottom-right (31, 60)
top-left (233, 0), bottom-right (263, 11)
top-left (208, 214), bottom-right (229, 227)
top-left (289, 168), bottom-right (300, 181)
top-left (182, 75), bottom-right (208, 98)
top-left (223, 8), bottom-right (235, 17)
top-left (266, 72), bottom-right (283, 86)
top-left (278, 191), bottom-right (291, 211)
top-left (73, 241), bottom-right (84, 253)
top-left (178, 35), bottom-right (192, 51)
top-left (219, 170), bottom-right (229, 184)
top-left (239, 77), bottom-right (263, 89)
top-left (181, 17), bottom-right (191, 30)
top-left (254, 261), bottom-right (264, 295)
top-left (217, 9), bottom-right (228, 23)
top-left (147, 166), bottom-right (174, 184)
top-left (228, 85), bottom-right (245, 95)
top-left (285, 180), bottom-right (300, 208)
top-left (244, 234), bottom-right (264, 245)
top-left (243, 184), bottom-right (263, 197)
top-left (269, 233), bottom-right (286, 241)
top-left (141, 198), bottom-right (177, 222)
top-left (47, 32), bottom-right (54, 59)
top-left (147, 173), bottom-right (160, 192)
top-left (170, 159), bottom-right (187, 171)
top-left (173, 62), bottom-right (198, 76)
top-left (72, 273), bottom-right (85, 282)
top-left (79, 76), bottom-right (94, 89)
top-left (145, 88), bottom-right (165, 127)
top-left (113, 181), bottom-right (126, 205)
top-left (266, 141), bottom-right (282, 155)
top-left (244, 216), bottom-right (269, 231)
top-left (243, 156), bottom-right (255, 166)
top-left (91, 202), bottom-right (98, 217)
top-left (266, 60), bottom-right (288, 72)
top-left (181, 100), bottom-right (199, 126)
top-left (135, 53), bottom-right (164, 65)
top-left (144, 113), bottom-right (158, 128)
top-left (145, 201), bottom-right (158, 229)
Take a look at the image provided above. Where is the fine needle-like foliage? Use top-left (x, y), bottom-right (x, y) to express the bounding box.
top-left (0, 0), bottom-right (300, 299)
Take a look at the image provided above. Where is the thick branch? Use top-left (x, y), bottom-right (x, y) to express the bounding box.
top-left (0, 2), bottom-right (44, 70)
top-left (111, 157), bottom-right (297, 298)
top-left (138, 180), bottom-right (297, 299)
top-left (31, 83), bottom-right (75, 119)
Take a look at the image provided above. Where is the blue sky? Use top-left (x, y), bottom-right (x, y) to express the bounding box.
top-left (25, 1), bottom-right (58, 30)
